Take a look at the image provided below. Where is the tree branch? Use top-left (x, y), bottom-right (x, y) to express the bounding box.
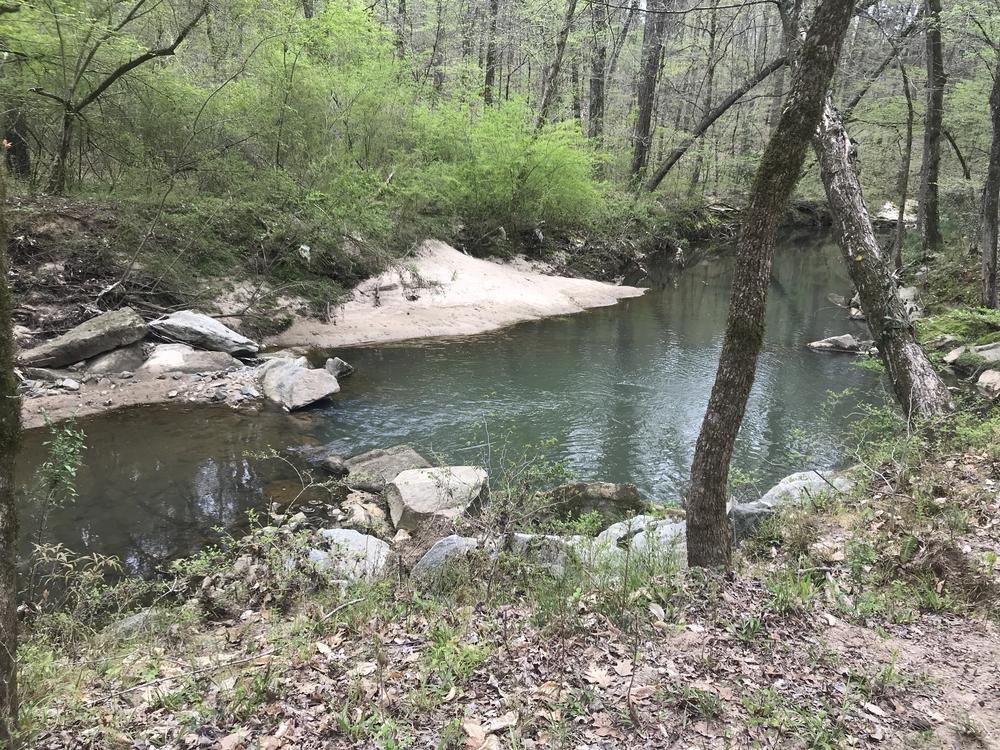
top-left (73, 3), bottom-right (208, 114)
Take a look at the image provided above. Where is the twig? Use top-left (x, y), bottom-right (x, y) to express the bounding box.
top-left (319, 597), bottom-right (364, 623)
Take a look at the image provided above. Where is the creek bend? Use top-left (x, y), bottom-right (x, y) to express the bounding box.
top-left (17, 230), bottom-right (883, 575)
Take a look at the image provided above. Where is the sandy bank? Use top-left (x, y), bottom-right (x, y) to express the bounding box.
top-left (267, 240), bottom-right (646, 349)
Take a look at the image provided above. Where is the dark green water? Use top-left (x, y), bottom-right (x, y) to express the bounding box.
top-left (17, 231), bottom-right (882, 574)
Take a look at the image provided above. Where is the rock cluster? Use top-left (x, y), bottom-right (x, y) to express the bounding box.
top-left (287, 441), bottom-right (852, 593)
top-left (15, 307), bottom-right (358, 414)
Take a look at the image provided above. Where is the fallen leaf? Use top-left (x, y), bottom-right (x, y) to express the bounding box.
top-left (585, 664), bottom-right (613, 688)
top-left (614, 660), bottom-right (634, 677)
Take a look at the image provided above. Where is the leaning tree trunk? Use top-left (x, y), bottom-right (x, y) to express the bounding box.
top-left (980, 57), bottom-right (1000, 308)
top-left (814, 100), bottom-right (951, 419)
top-left (918, 0), bottom-right (945, 256)
top-left (686, 0), bottom-right (858, 569)
top-left (630, 0), bottom-right (669, 176)
top-left (0, 170), bottom-right (21, 749)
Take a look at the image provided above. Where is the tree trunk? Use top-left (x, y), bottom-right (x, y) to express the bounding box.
top-left (536, 0), bottom-right (578, 127)
top-left (483, 0), bottom-right (499, 105)
top-left (686, 0), bottom-right (858, 569)
top-left (814, 100), bottom-right (951, 419)
top-left (630, 0), bottom-right (669, 176)
top-left (895, 61), bottom-right (915, 272)
top-left (0, 169), bottom-right (21, 749)
top-left (46, 109), bottom-right (74, 194)
top-left (918, 0), bottom-right (945, 255)
top-left (981, 57), bottom-right (1000, 308)
top-left (3, 109), bottom-right (30, 179)
top-left (587, 0), bottom-right (608, 139)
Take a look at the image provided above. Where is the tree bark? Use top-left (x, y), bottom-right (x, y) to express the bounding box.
top-left (0, 169), bottom-right (21, 749)
top-left (587, 0), bottom-right (608, 139)
top-left (3, 109), bottom-right (30, 179)
top-left (645, 56), bottom-right (787, 191)
top-left (918, 0), bottom-right (945, 255)
top-left (686, 0), bottom-right (858, 569)
top-left (981, 57), bottom-right (1000, 308)
top-left (536, 0), bottom-right (578, 127)
top-left (895, 60), bottom-right (915, 271)
top-left (483, 0), bottom-right (500, 105)
top-left (814, 100), bottom-right (951, 419)
top-left (630, 0), bottom-right (669, 176)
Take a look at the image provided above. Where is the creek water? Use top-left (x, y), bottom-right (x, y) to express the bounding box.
top-left (17, 229), bottom-right (883, 575)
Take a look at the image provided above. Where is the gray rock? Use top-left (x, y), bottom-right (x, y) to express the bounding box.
top-left (385, 466), bottom-right (488, 531)
top-left (972, 342), bottom-right (1000, 364)
top-left (411, 535), bottom-right (479, 585)
top-left (344, 445), bottom-right (430, 492)
top-left (595, 514), bottom-right (660, 547)
top-left (730, 470), bottom-right (853, 542)
top-left (149, 310), bottom-right (259, 356)
top-left (322, 454), bottom-right (349, 478)
top-left (806, 334), bottom-right (870, 353)
top-left (18, 307), bottom-right (147, 368)
top-left (308, 528), bottom-right (393, 581)
top-left (101, 608), bottom-right (165, 641)
top-left (944, 346), bottom-right (968, 365)
top-left (507, 533), bottom-right (582, 577)
top-left (86, 343), bottom-right (147, 374)
top-left (630, 520), bottom-right (687, 564)
top-left (325, 357), bottom-right (355, 379)
top-left (259, 357), bottom-right (340, 411)
top-left (137, 343), bottom-right (240, 375)
top-left (342, 490), bottom-right (391, 538)
top-left (977, 369), bottom-right (1000, 398)
top-left (19, 367), bottom-right (66, 382)
top-left (544, 482), bottom-right (649, 525)
top-left (58, 378), bottom-right (80, 391)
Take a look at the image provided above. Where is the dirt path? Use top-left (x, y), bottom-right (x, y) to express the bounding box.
top-left (267, 240), bottom-right (646, 349)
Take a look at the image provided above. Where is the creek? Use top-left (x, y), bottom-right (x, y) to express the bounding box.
top-left (17, 229), bottom-right (883, 575)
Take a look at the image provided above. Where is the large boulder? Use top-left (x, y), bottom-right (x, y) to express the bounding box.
top-left (137, 343), bottom-right (240, 375)
top-left (260, 357), bottom-right (340, 411)
top-left (385, 466), bottom-right (488, 531)
top-left (307, 528), bottom-right (393, 581)
top-left (149, 310), bottom-right (259, 356)
top-left (806, 334), bottom-right (870, 353)
top-left (730, 470), bottom-right (853, 542)
top-left (18, 307), bottom-right (147, 368)
top-left (344, 445), bottom-right (430, 492)
top-left (545, 482), bottom-right (649, 525)
top-left (86, 342), bottom-right (147, 374)
top-left (410, 535), bottom-right (479, 585)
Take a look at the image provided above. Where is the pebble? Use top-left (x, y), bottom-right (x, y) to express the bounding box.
top-left (167, 390), bottom-right (179, 399)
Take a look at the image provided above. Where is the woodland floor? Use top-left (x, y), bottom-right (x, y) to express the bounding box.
top-left (22, 435), bottom-right (1000, 750)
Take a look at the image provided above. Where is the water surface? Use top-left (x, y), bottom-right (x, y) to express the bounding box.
top-left (18, 230), bottom-right (882, 574)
